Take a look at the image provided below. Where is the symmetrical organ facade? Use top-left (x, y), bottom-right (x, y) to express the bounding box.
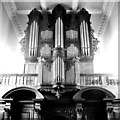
top-left (0, 4), bottom-right (119, 120)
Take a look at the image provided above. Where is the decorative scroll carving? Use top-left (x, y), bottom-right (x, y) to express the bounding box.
top-left (34, 103), bottom-right (41, 113)
top-left (90, 27), bottom-right (99, 55)
top-left (19, 37), bottom-right (26, 54)
top-left (64, 108), bottom-right (76, 120)
top-left (52, 83), bottom-right (65, 99)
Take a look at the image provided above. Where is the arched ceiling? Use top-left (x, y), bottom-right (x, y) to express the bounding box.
top-left (2, 0), bottom-right (117, 40)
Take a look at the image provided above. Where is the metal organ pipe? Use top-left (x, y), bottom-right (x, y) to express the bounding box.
top-left (80, 20), bottom-right (90, 56)
top-left (61, 19), bottom-right (64, 48)
top-left (58, 17), bottom-right (60, 47)
top-left (35, 22), bottom-right (39, 57)
top-left (86, 22), bottom-right (90, 56)
top-left (29, 20), bottom-right (39, 57)
top-left (29, 22), bottom-right (33, 56)
top-left (83, 20), bottom-right (87, 55)
top-left (55, 19), bottom-right (58, 47)
top-left (34, 22), bottom-right (37, 56)
top-left (80, 22), bottom-right (84, 56)
top-left (31, 20), bottom-right (35, 56)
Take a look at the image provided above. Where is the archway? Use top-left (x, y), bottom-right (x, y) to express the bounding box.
top-left (2, 86), bottom-right (44, 99)
top-left (73, 86), bottom-right (115, 120)
top-left (2, 87), bottom-right (44, 120)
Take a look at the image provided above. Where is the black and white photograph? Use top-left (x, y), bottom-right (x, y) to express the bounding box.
top-left (0, 0), bottom-right (119, 119)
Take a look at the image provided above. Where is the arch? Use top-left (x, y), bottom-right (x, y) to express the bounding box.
top-left (73, 86), bottom-right (115, 101)
top-left (2, 86), bottom-right (44, 99)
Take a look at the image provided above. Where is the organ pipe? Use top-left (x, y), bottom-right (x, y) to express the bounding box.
top-left (29, 22), bottom-right (33, 56)
top-left (58, 17), bottom-right (60, 47)
top-left (80, 20), bottom-right (90, 56)
top-left (61, 19), bottom-right (64, 48)
top-left (55, 19), bottom-right (58, 47)
top-left (83, 20), bottom-right (87, 55)
top-left (86, 22), bottom-right (90, 56)
top-left (80, 22), bottom-right (84, 55)
top-left (55, 17), bottom-right (64, 48)
top-left (31, 20), bottom-right (35, 56)
top-left (29, 20), bottom-right (39, 57)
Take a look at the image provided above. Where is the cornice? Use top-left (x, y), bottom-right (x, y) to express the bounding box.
top-left (2, 0), bottom-right (24, 38)
top-left (97, 0), bottom-right (117, 38)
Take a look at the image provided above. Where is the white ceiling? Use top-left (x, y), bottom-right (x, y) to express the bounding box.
top-left (2, 0), bottom-right (117, 39)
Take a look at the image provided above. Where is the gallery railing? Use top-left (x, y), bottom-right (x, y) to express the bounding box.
top-left (0, 73), bottom-right (118, 88)
top-left (78, 74), bottom-right (119, 87)
top-left (0, 74), bottom-right (38, 87)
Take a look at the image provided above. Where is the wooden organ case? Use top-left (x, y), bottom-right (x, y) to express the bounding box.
top-left (20, 4), bottom-right (99, 120)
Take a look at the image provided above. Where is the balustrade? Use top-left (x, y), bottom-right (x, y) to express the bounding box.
top-left (0, 74), bottom-right (38, 87)
top-left (79, 74), bottom-right (118, 87)
top-left (0, 73), bottom-right (118, 88)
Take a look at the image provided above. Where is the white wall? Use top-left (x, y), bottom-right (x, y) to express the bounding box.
top-left (0, 3), bottom-right (24, 74)
top-left (94, 2), bottom-right (118, 75)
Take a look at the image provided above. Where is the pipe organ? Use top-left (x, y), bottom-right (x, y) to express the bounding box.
top-left (20, 4), bottom-right (99, 97)
top-left (2, 4), bottom-right (119, 120)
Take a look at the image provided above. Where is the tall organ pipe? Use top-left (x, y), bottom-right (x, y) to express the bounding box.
top-left (29, 20), bottom-right (39, 57)
top-left (86, 22), bottom-right (90, 56)
top-left (80, 20), bottom-right (91, 56)
top-left (80, 23), bottom-right (84, 55)
top-left (78, 8), bottom-right (91, 57)
top-left (83, 20), bottom-right (87, 55)
top-left (29, 22), bottom-right (33, 56)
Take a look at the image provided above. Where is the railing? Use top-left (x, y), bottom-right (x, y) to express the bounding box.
top-left (79, 74), bottom-right (119, 87)
top-left (0, 74), bottom-right (38, 87)
top-left (0, 73), bottom-right (118, 88)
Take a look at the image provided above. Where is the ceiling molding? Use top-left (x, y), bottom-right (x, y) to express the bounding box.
top-left (96, 0), bottom-right (117, 38)
top-left (3, 0), bottom-right (24, 38)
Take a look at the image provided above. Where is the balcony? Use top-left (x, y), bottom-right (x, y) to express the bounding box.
top-left (0, 73), bottom-right (118, 88)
